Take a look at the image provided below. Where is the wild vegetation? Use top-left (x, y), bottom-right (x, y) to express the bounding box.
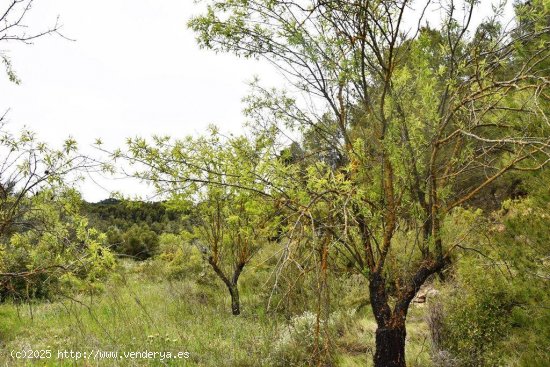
top-left (1, 0), bottom-right (549, 366)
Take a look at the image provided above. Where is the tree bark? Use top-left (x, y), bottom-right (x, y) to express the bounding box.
top-left (374, 325), bottom-right (406, 367)
top-left (369, 272), bottom-right (407, 367)
top-left (369, 257), bottom-right (449, 367)
top-left (207, 257), bottom-right (245, 316)
top-left (229, 285), bottom-right (240, 315)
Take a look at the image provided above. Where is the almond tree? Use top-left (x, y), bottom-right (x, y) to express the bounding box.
top-left (121, 130), bottom-right (280, 315)
top-left (0, 127), bottom-right (113, 300)
top-left (0, 1), bottom-right (113, 300)
top-left (189, 1), bottom-right (550, 365)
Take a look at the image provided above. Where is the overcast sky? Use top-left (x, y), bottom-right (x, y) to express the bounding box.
top-left (0, 0), bottom-right (513, 202)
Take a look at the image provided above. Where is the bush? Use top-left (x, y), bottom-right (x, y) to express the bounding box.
top-left (0, 190), bottom-right (115, 301)
top-left (434, 196), bottom-right (550, 367)
top-left (157, 233), bottom-right (205, 280)
top-left (109, 224), bottom-right (159, 260)
top-left (438, 267), bottom-right (514, 367)
top-left (268, 309), bottom-right (356, 367)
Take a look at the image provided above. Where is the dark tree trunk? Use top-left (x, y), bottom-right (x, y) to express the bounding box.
top-left (207, 257), bottom-right (245, 316)
top-left (369, 272), bottom-right (407, 367)
top-left (228, 262), bottom-right (244, 316)
top-left (229, 285), bottom-right (240, 315)
top-left (368, 257), bottom-right (449, 367)
top-left (374, 325), bottom-right (406, 367)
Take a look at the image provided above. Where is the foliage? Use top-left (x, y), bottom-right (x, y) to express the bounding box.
top-left (157, 233), bottom-right (204, 279)
top-left (0, 189), bottom-right (115, 301)
top-left (0, 0), bottom-right (548, 366)
top-left (86, 199), bottom-right (187, 260)
top-left (435, 186), bottom-right (550, 367)
top-left (189, 0), bottom-right (550, 364)
top-left (85, 199), bottom-right (185, 233)
top-left (117, 224), bottom-right (159, 260)
top-left (0, 124), bottom-right (114, 301)
top-left (119, 129), bottom-right (281, 315)
top-left (439, 261), bottom-right (515, 366)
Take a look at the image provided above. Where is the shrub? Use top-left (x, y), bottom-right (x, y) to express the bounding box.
top-left (268, 309), bottom-right (356, 367)
top-left (429, 193), bottom-right (550, 367)
top-left (0, 190), bottom-right (115, 301)
top-left (438, 267), bottom-right (514, 367)
top-left (157, 233), bottom-right (204, 279)
top-left (117, 224), bottom-right (159, 260)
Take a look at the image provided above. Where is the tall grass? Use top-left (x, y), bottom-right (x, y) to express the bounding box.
top-left (0, 260), bottom-right (433, 366)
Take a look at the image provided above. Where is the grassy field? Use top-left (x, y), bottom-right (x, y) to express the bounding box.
top-left (0, 261), bottom-right (433, 366)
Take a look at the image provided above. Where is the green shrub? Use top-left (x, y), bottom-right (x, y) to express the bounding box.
top-left (0, 190), bottom-right (115, 301)
top-left (114, 224), bottom-right (159, 260)
top-left (268, 309), bottom-right (356, 367)
top-left (157, 233), bottom-right (205, 280)
top-left (435, 196), bottom-right (550, 367)
top-left (438, 267), bottom-right (514, 366)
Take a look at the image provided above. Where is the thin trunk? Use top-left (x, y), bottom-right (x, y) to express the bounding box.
top-left (208, 256), bottom-right (245, 316)
top-left (229, 285), bottom-right (240, 315)
top-left (229, 262), bottom-right (244, 316)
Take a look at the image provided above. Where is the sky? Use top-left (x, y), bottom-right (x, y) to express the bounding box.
top-left (0, 0), bottom-right (514, 202)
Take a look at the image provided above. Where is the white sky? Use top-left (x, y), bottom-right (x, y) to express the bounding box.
top-left (0, 0), bottom-right (513, 202)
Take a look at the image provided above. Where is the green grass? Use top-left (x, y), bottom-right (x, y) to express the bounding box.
top-left (0, 262), bottom-right (434, 366)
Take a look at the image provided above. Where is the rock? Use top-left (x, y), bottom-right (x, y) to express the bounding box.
top-left (413, 284), bottom-right (439, 304)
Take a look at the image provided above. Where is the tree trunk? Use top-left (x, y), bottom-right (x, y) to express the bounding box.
top-left (229, 285), bottom-right (240, 315)
top-left (207, 257), bottom-right (244, 316)
top-left (374, 324), bottom-right (406, 367)
top-left (368, 258), bottom-right (449, 367)
top-left (369, 272), bottom-right (407, 367)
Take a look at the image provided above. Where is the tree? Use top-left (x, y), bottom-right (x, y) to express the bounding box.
top-left (0, 188), bottom-right (116, 301)
top-left (119, 223), bottom-right (159, 260)
top-left (0, 0), bottom-right (76, 240)
top-left (119, 129), bottom-right (279, 315)
top-left (189, 1), bottom-right (550, 365)
top-left (1, 0), bottom-right (65, 84)
top-left (0, 127), bottom-right (92, 239)
top-left (0, 126), bottom-right (111, 299)
top-left (0, 0), bottom-right (113, 302)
